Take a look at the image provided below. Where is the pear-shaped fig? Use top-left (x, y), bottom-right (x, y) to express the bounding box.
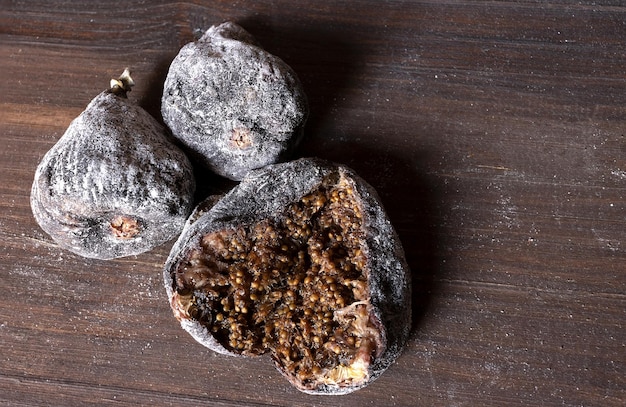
top-left (161, 21), bottom-right (308, 181)
top-left (164, 158), bottom-right (410, 394)
top-left (31, 69), bottom-right (196, 260)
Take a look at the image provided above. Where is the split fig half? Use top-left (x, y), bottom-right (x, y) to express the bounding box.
top-left (31, 69), bottom-right (196, 259)
top-left (164, 158), bottom-right (410, 394)
top-left (161, 21), bottom-right (308, 181)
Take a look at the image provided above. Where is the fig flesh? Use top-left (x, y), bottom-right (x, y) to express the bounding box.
top-left (164, 158), bottom-right (410, 394)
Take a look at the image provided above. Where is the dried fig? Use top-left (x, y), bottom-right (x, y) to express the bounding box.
top-left (164, 158), bottom-right (410, 394)
top-left (31, 69), bottom-right (196, 260)
top-left (161, 21), bottom-right (308, 181)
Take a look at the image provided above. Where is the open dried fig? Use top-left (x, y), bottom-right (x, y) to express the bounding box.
top-left (31, 69), bottom-right (196, 260)
top-left (161, 21), bottom-right (308, 181)
top-left (164, 158), bottom-right (410, 394)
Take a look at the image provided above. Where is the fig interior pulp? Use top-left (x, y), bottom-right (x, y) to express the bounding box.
top-left (170, 174), bottom-right (385, 390)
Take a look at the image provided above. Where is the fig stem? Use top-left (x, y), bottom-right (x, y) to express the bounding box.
top-left (109, 68), bottom-right (134, 97)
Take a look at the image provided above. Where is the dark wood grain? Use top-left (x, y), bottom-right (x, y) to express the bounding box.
top-left (1, 1), bottom-right (624, 406)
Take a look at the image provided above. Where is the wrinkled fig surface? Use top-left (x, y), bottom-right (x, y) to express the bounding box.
top-left (164, 158), bottom-right (410, 394)
top-left (31, 70), bottom-right (196, 259)
top-left (161, 21), bottom-right (308, 181)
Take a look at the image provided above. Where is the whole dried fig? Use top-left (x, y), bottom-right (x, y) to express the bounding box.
top-left (31, 69), bottom-right (196, 260)
top-left (161, 21), bottom-right (308, 181)
top-left (164, 158), bottom-right (410, 394)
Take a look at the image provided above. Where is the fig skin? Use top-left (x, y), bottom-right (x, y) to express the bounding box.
top-left (31, 74), bottom-right (196, 260)
top-left (164, 158), bottom-right (411, 394)
top-left (161, 21), bottom-right (309, 181)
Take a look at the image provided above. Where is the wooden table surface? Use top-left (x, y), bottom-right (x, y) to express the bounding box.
top-left (1, 1), bottom-right (624, 406)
